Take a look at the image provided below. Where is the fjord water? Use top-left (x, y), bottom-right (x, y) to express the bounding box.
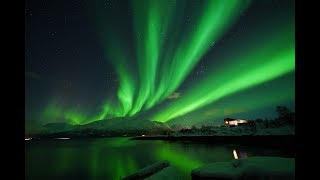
top-left (25, 137), bottom-right (294, 180)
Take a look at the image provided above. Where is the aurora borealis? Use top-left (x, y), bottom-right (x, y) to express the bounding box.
top-left (26, 0), bottom-right (295, 130)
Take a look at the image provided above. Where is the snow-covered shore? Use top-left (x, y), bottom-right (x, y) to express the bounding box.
top-left (192, 156), bottom-right (295, 179)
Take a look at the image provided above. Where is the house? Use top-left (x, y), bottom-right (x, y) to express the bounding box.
top-left (224, 117), bottom-right (250, 127)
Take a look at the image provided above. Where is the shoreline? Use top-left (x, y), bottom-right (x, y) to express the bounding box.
top-left (130, 135), bottom-right (295, 147)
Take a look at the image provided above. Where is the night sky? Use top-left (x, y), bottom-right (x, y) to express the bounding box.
top-left (25, 0), bottom-right (295, 131)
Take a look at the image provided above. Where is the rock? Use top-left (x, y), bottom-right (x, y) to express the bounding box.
top-left (122, 160), bottom-right (170, 180)
top-left (145, 166), bottom-right (183, 180)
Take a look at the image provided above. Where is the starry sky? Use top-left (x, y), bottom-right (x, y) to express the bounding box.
top-left (25, 0), bottom-right (295, 130)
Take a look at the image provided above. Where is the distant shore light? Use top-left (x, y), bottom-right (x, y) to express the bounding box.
top-left (25, 138), bottom-right (32, 141)
top-left (233, 149), bottom-right (239, 159)
top-left (54, 138), bottom-right (71, 140)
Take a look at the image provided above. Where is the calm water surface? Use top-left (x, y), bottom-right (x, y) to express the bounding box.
top-left (25, 137), bottom-right (294, 180)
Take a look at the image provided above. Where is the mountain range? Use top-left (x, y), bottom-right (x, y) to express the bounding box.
top-left (35, 117), bottom-right (174, 137)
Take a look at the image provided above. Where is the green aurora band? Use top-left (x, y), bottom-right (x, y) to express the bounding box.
top-left (146, 0), bottom-right (250, 110)
top-left (43, 101), bottom-right (88, 125)
top-left (93, 0), bottom-right (251, 120)
top-left (40, 0), bottom-right (294, 125)
top-left (151, 24), bottom-right (295, 122)
top-left (94, 20), bottom-right (137, 119)
top-left (170, 73), bottom-right (295, 126)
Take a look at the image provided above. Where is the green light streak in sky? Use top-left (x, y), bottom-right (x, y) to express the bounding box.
top-left (94, 0), bottom-right (250, 120)
top-left (130, 0), bottom-right (165, 115)
top-left (152, 25), bottom-right (295, 122)
top-left (169, 73), bottom-right (295, 126)
top-left (41, 0), bottom-right (293, 125)
top-left (130, 0), bottom-right (181, 115)
top-left (123, 0), bottom-right (250, 118)
top-left (43, 102), bottom-right (87, 125)
top-left (145, 0), bottom-right (251, 109)
top-left (101, 35), bottom-right (136, 118)
top-left (94, 2), bottom-right (137, 119)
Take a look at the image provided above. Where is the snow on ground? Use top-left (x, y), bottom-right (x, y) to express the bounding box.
top-left (192, 156), bottom-right (295, 179)
top-left (254, 125), bottom-right (295, 135)
top-left (172, 125), bottom-right (295, 136)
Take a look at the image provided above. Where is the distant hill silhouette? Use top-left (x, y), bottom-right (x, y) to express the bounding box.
top-left (37, 117), bottom-right (173, 137)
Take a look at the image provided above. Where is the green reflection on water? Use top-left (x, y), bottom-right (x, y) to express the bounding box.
top-left (154, 145), bottom-right (204, 174)
top-left (88, 138), bottom-right (139, 179)
top-left (26, 137), bottom-right (292, 179)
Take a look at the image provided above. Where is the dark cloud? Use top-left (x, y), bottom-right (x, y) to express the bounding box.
top-left (167, 92), bottom-right (181, 99)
